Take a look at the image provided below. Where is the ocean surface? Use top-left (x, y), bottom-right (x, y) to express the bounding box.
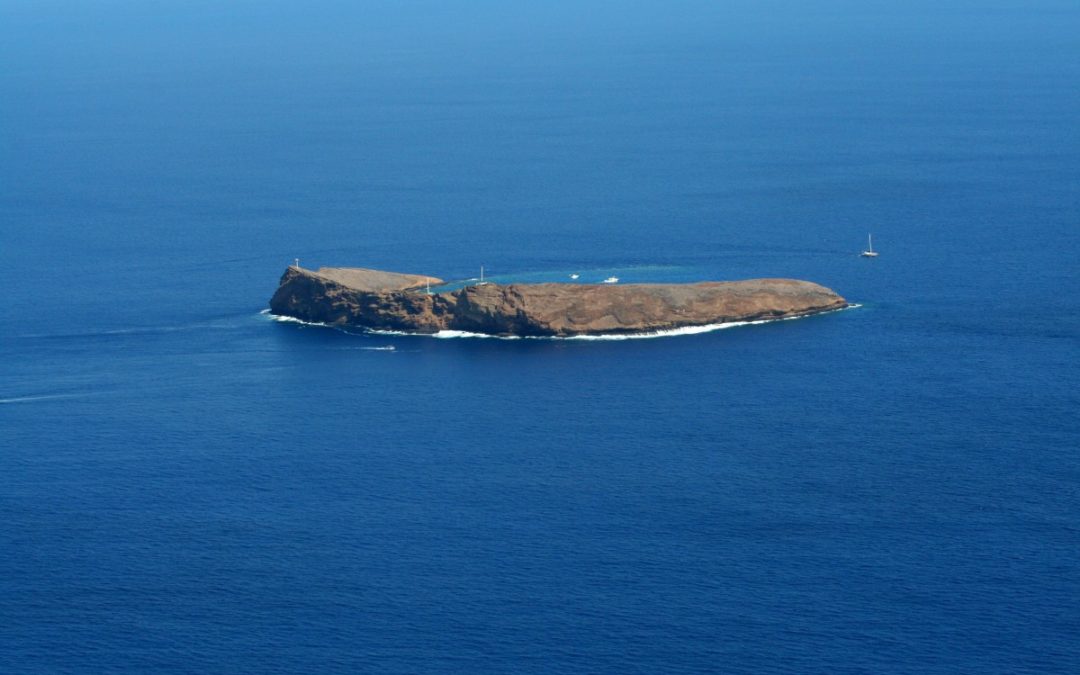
top-left (2, 1), bottom-right (1078, 672)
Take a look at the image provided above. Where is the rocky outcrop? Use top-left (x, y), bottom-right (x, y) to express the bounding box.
top-left (269, 266), bottom-right (848, 337)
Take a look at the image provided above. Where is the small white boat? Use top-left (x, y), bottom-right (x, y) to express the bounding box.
top-left (861, 234), bottom-right (879, 258)
top-left (602, 276), bottom-right (619, 284)
top-left (569, 274), bottom-right (579, 280)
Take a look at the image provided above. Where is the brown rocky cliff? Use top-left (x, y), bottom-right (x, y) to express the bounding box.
top-left (269, 266), bottom-right (847, 337)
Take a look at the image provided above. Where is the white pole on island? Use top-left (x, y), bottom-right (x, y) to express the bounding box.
top-left (294, 258), bottom-right (300, 269)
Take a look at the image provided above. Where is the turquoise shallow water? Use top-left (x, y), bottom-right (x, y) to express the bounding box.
top-left (2, 1), bottom-right (1079, 672)
top-left (424, 265), bottom-right (696, 294)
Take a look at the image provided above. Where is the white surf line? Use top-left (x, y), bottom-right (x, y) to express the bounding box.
top-left (435, 303), bottom-right (860, 341)
top-left (560, 304), bottom-right (858, 341)
top-left (263, 303), bottom-right (859, 341)
top-left (261, 309), bottom-right (331, 327)
top-left (433, 330), bottom-right (518, 339)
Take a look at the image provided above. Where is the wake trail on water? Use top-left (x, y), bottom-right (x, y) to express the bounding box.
top-left (0, 393), bottom-right (95, 405)
top-left (13, 312), bottom-right (273, 342)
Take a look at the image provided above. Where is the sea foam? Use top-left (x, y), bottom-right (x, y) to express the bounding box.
top-left (262, 309), bottom-right (330, 327)
top-left (434, 330), bottom-right (520, 340)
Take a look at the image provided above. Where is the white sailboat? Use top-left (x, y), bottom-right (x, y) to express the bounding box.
top-left (478, 265), bottom-right (490, 285)
top-left (602, 276), bottom-right (619, 284)
top-left (861, 234), bottom-right (879, 258)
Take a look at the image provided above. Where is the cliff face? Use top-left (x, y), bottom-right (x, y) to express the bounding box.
top-left (269, 266), bottom-right (848, 337)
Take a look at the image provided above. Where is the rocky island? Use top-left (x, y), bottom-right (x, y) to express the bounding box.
top-left (269, 266), bottom-right (847, 337)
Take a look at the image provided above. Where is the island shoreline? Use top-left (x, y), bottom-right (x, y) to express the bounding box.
top-left (264, 302), bottom-right (858, 341)
top-left (269, 266), bottom-right (849, 338)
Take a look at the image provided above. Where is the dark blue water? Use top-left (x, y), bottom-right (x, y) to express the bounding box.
top-left (2, 1), bottom-right (1078, 672)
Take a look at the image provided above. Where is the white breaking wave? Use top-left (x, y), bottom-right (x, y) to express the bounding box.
top-left (560, 320), bottom-right (765, 341)
top-left (433, 330), bottom-right (520, 340)
top-left (560, 304), bottom-right (859, 340)
top-left (435, 304), bottom-right (858, 341)
top-left (262, 310), bottom-right (330, 327)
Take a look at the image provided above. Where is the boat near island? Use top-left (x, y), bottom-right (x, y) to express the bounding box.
top-left (602, 277), bottom-right (619, 284)
top-left (861, 234), bottom-right (879, 258)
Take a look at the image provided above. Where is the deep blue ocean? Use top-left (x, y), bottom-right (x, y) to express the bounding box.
top-left (2, 1), bottom-right (1078, 672)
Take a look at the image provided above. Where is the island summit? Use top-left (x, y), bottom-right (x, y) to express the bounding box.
top-left (269, 265), bottom-right (848, 337)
